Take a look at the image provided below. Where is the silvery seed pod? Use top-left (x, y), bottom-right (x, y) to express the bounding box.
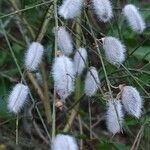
top-left (106, 99), bottom-right (124, 135)
top-left (8, 83), bottom-right (29, 114)
top-left (121, 86), bottom-right (143, 118)
top-left (123, 4), bottom-right (146, 33)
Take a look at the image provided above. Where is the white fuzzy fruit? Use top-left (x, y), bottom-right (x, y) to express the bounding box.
top-left (73, 47), bottom-right (87, 75)
top-left (106, 100), bottom-right (124, 135)
top-left (102, 36), bottom-right (126, 66)
top-left (92, 0), bottom-right (113, 22)
top-left (121, 86), bottom-right (143, 118)
top-left (123, 4), bottom-right (146, 33)
top-left (52, 54), bottom-right (75, 100)
top-left (8, 83), bottom-right (29, 114)
top-left (58, 0), bottom-right (83, 19)
top-left (84, 67), bottom-right (100, 96)
top-left (25, 42), bottom-right (44, 71)
top-left (57, 27), bottom-right (73, 56)
top-left (51, 134), bottom-right (78, 150)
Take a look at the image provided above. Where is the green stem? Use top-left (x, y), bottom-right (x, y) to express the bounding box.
top-left (36, 4), bottom-right (53, 42)
top-left (52, 0), bottom-right (58, 138)
top-left (16, 114), bottom-right (19, 145)
top-left (40, 64), bottom-right (51, 124)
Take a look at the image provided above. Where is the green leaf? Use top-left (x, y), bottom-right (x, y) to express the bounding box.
top-left (97, 142), bottom-right (130, 150)
top-left (133, 46), bottom-right (150, 61)
top-left (113, 143), bottom-right (130, 150)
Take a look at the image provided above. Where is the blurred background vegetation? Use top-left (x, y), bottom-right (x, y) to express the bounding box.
top-left (0, 0), bottom-right (150, 149)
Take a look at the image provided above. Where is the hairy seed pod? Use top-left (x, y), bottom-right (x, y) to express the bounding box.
top-left (25, 42), bottom-right (44, 71)
top-left (52, 54), bottom-right (75, 100)
top-left (8, 83), bottom-right (29, 114)
top-left (51, 134), bottom-right (78, 150)
top-left (106, 100), bottom-right (124, 135)
top-left (58, 0), bottom-right (83, 19)
top-left (121, 86), bottom-right (143, 118)
top-left (84, 67), bottom-right (100, 97)
top-left (123, 4), bottom-right (146, 33)
top-left (92, 0), bottom-right (113, 22)
top-left (57, 27), bottom-right (73, 56)
top-left (73, 47), bottom-right (87, 75)
top-left (102, 36), bottom-right (126, 66)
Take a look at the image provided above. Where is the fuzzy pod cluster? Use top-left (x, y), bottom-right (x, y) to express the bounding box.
top-left (58, 1), bottom-right (146, 34)
top-left (58, 0), bottom-right (113, 23)
top-left (6, 0), bottom-right (146, 142)
top-left (106, 85), bottom-right (143, 135)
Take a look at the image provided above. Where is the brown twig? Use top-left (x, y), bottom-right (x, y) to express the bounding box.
top-left (130, 125), bottom-right (145, 150)
top-left (78, 115), bottom-right (83, 150)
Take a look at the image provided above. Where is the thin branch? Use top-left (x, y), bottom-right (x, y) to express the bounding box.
top-left (130, 125), bottom-right (144, 150)
top-left (52, 0), bottom-right (58, 138)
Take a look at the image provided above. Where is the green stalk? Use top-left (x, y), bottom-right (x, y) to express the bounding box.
top-left (52, 0), bottom-right (58, 138)
top-left (16, 114), bottom-right (19, 145)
